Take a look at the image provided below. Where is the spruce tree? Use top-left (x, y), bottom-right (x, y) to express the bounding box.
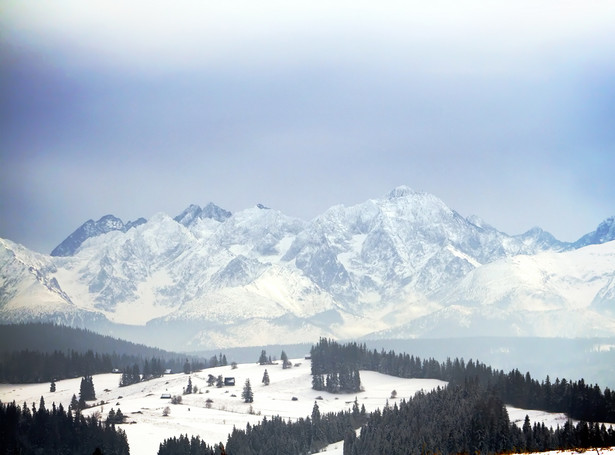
top-left (69, 394), bottom-right (79, 412)
top-left (281, 350), bottom-right (291, 369)
top-left (242, 379), bottom-right (254, 403)
top-left (258, 350), bottom-right (268, 365)
top-left (79, 375), bottom-right (95, 401)
top-left (262, 369), bottom-right (270, 386)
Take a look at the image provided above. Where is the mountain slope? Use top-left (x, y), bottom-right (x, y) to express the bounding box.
top-left (0, 238), bottom-right (104, 326)
top-left (1, 187), bottom-right (614, 349)
top-left (369, 240), bottom-right (615, 339)
top-left (573, 216), bottom-right (615, 248)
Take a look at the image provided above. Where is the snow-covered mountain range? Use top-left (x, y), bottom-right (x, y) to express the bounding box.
top-left (1, 186), bottom-right (614, 350)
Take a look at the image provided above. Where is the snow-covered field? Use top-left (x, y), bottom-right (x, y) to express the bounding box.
top-left (0, 359), bottom-right (612, 455)
top-left (0, 359), bottom-right (445, 454)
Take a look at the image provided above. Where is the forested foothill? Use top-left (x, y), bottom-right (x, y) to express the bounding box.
top-left (310, 338), bottom-right (615, 423)
top-left (0, 323), bottom-right (209, 383)
top-left (3, 326), bottom-right (615, 455)
top-left (155, 339), bottom-right (615, 455)
top-left (347, 382), bottom-right (615, 455)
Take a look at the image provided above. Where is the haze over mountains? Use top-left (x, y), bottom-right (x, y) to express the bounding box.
top-left (1, 186), bottom-right (614, 351)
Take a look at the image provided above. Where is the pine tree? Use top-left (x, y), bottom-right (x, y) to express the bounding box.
top-left (209, 355), bottom-right (219, 368)
top-left (69, 394), bottom-right (79, 412)
top-left (242, 379), bottom-right (254, 403)
top-left (50, 380), bottom-right (56, 393)
top-left (131, 364), bottom-right (140, 384)
top-left (281, 350), bottom-right (291, 369)
top-left (311, 401), bottom-right (321, 421)
top-left (262, 369), bottom-right (270, 386)
top-left (79, 375), bottom-right (96, 401)
top-left (258, 350), bottom-right (268, 365)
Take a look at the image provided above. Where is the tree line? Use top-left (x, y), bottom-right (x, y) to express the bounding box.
top-left (0, 350), bottom-right (113, 383)
top-left (156, 338), bottom-right (615, 455)
top-left (310, 338), bottom-right (362, 394)
top-left (0, 323), bottom-right (211, 384)
top-left (156, 399), bottom-right (368, 455)
top-left (310, 338), bottom-right (615, 423)
top-left (346, 380), bottom-right (615, 455)
top-left (224, 400), bottom-right (368, 454)
top-left (159, 382), bottom-right (613, 455)
top-left (0, 323), bottom-right (172, 358)
top-left (0, 398), bottom-right (129, 454)
top-left (158, 434), bottom-right (225, 455)
top-left (0, 349), bottom-right (209, 384)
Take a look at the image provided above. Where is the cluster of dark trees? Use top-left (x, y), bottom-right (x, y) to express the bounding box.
top-left (119, 364), bottom-right (143, 387)
top-left (80, 375), bottom-right (96, 401)
top-left (0, 398), bottom-right (129, 454)
top-left (310, 339), bottom-right (362, 393)
top-left (0, 349), bottom-right (208, 384)
top-left (346, 381), bottom-right (615, 455)
top-left (258, 350), bottom-right (273, 365)
top-left (224, 401), bottom-right (368, 454)
top-left (0, 323), bottom-right (211, 384)
top-left (311, 338), bottom-right (615, 423)
top-left (157, 400), bottom-right (367, 455)
top-left (158, 435), bottom-right (225, 455)
top-left (157, 387), bottom-right (615, 455)
top-left (106, 408), bottom-right (125, 425)
top-left (206, 354), bottom-right (228, 369)
top-left (0, 350), bottom-right (113, 383)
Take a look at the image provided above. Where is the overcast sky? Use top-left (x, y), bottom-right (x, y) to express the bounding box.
top-left (1, 1), bottom-right (614, 254)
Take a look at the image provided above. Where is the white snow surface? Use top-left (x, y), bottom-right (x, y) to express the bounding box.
top-left (0, 359), bottom-right (446, 455)
top-left (2, 359), bottom-right (611, 455)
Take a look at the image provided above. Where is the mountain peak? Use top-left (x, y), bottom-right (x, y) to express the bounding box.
top-left (386, 185), bottom-right (419, 199)
top-left (202, 203), bottom-right (232, 222)
top-left (174, 203), bottom-right (231, 227)
top-left (574, 216), bottom-right (615, 248)
top-left (50, 214), bottom-right (144, 257)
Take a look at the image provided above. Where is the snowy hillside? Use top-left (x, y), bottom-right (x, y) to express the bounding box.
top-left (367, 241), bottom-right (615, 339)
top-left (1, 186), bottom-right (615, 349)
top-left (1, 358), bottom-right (594, 455)
top-left (0, 358), bottom-right (444, 454)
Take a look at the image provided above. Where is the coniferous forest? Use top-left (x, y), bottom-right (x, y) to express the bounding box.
top-left (156, 384), bottom-right (615, 455)
top-left (0, 323), bottom-right (208, 383)
top-left (310, 338), bottom-right (615, 423)
top-left (0, 399), bottom-right (129, 454)
top-left (347, 382), bottom-right (615, 455)
top-left (155, 339), bottom-right (615, 455)
top-left (2, 329), bottom-right (615, 455)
